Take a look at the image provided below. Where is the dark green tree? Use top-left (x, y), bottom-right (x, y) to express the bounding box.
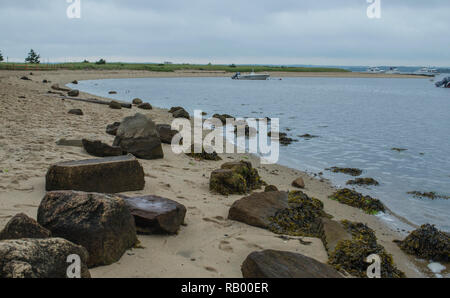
top-left (95, 58), bottom-right (106, 65)
top-left (0, 51), bottom-right (4, 62)
top-left (25, 49), bottom-right (40, 64)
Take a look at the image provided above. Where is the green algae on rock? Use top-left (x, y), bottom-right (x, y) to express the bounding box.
top-left (329, 188), bottom-right (385, 215)
top-left (346, 178), bottom-right (380, 186)
top-left (327, 167), bottom-right (363, 176)
top-left (210, 161), bottom-right (265, 195)
top-left (396, 224), bottom-right (449, 262)
top-left (329, 220), bottom-right (406, 278)
top-left (268, 191), bottom-right (328, 238)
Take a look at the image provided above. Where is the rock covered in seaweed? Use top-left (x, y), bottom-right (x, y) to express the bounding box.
top-left (186, 144), bottom-right (222, 161)
top-left (328, 220), bottom-right (405, 278)
top-left (328, 167), bottom-right (363, 176)
top-left (268, 191), bottom-right (328, 238)
top-left (396, 224), bottom-right (449, 262)
top-left (210, 161), bottom-right (265, 195)
top-left (346, 178), bottom-right (379, 186)
top-left (328, 188), bottom-right (385, 214)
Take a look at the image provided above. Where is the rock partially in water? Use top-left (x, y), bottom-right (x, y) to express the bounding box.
top-left (346, 178), bottom-right (380, 186)
top-left (328, 188), bottom-right (385, 215)
top-left (396, 224), bottom-right (449, 262)
top-left (123, 195), bottom-right (187, 235)
top-left (37, 191), bottom-right (138, 267)
top-left (0, 238), bottom-right (90, 278)
top-left (407, 191), bottom-right (450, 200)
top-left (298, 134), bottom-right (319, 139)
top-left (328, 167), bottom-right (363, 176)
top-left (242, 250), bottom-right (342, 278)
top-left (391, 148), bottom-right (408, 152)
top-left (0, 213), bottom-right (52, 241)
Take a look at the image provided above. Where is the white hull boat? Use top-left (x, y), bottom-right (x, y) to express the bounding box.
top-left (232, 71), bottom-right (270, 80)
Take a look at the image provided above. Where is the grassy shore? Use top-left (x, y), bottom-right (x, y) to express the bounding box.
top-left (0, 62), bottom-right (350, 73)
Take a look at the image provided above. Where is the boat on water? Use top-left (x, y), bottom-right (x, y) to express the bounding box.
top-left (385, 67), bottom-right (401, 74)
top-left (366, 67), bottom-right (386, 74)
top-left (414, 67), bottom-right (439, 77)
top-left (435, 77), bottom-right (450, 88)
top-left (231, 71), bottom-right (270, 80)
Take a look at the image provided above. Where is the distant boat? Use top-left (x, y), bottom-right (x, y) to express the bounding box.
top-left (231, 71), bottom-right (270, 80)
top-left (366, 67), bottom-right (386, 74)
top-left (385, 67), bottom-right (401, 74)
top-left (414, 67), bottom-right (439, 77)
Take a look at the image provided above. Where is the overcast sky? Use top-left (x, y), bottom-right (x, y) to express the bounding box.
top-left (1, 0), bottom-right (449, 66)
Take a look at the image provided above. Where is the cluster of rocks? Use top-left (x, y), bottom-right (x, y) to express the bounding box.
top-left (1, 151), bottom-right (187, 277)
top-left (346, 177), bottom-right (380, 186)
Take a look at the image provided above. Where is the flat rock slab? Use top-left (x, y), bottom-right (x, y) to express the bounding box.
top-left (322, 218), bottom-right (352, 254)
top-left (46, 154), bottom-right (145, 193)
top-left (242, 250), bottom-right (342, 278)
top-left (228, 191), bottom-right (289, 229)
top-left (124, 195), bottom-right (187, 234)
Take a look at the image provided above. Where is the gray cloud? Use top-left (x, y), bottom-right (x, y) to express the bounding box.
top-left (1, 0), bottom-right (449, 66)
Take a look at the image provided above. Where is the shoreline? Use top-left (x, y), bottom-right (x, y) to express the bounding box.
top-left (0, 69), bottom-right (439, 277)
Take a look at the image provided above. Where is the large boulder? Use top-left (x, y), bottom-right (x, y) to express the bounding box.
top-left (0, 238), bottom-right (90, 278)
top-left (113, 113), bottom-right (164, 160)
top-left (220, 161), bottom-right (265, 190)
top-left (156, 124), bottom-right (179, 144)
top-left (0, 213), bottom-right (51, 241)
top-left (82, 139), bottom-right (124, 157)
top-left (228, 191), bottom-right (289, 229)
top-left (241, 250), bottom-right (342, 278)
top-left (123, 195), bottom-right (187, 235)
top-left (37, 191), bottom-right (138, 268)
top-left (45, 154), bottom-right (145, 193)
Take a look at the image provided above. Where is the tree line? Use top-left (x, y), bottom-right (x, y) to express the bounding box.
top-left (0, 49), bottom-right (106, 65)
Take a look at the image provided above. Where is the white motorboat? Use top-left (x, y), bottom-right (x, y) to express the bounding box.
top-left (231, 71), bottom-right (270, 80)
top-left (366, 67), bottom-right (386, 74)
top-left (414, 67), bottom-right (439, 76)
top-left (385, 67), bottom-right (401, 74)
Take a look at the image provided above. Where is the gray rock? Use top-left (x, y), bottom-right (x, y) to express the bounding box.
top-left (228, 191), bottom-right (289, 229)
top-left (106, 122), bottom-right (121, 136)
top-left (113, 113), bottom-right (164, 160)
top-left (123, 195), bottom-right (187, 234)
top-left (109, 100), bottom-right (122, 110)
top-left (242, 250), bottom-right (342, 278)
top-left (156, 124), bottom-right (179, 144)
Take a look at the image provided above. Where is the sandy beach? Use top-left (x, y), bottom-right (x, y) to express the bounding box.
top-left (0, 69), bottom-right (433, 278)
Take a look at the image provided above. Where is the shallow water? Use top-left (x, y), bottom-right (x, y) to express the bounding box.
top-left (70, 76), bottom-right (450, 232)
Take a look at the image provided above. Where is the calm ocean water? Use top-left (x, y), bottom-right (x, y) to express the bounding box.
top-left (70, 76), bottom-right (450, 232)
